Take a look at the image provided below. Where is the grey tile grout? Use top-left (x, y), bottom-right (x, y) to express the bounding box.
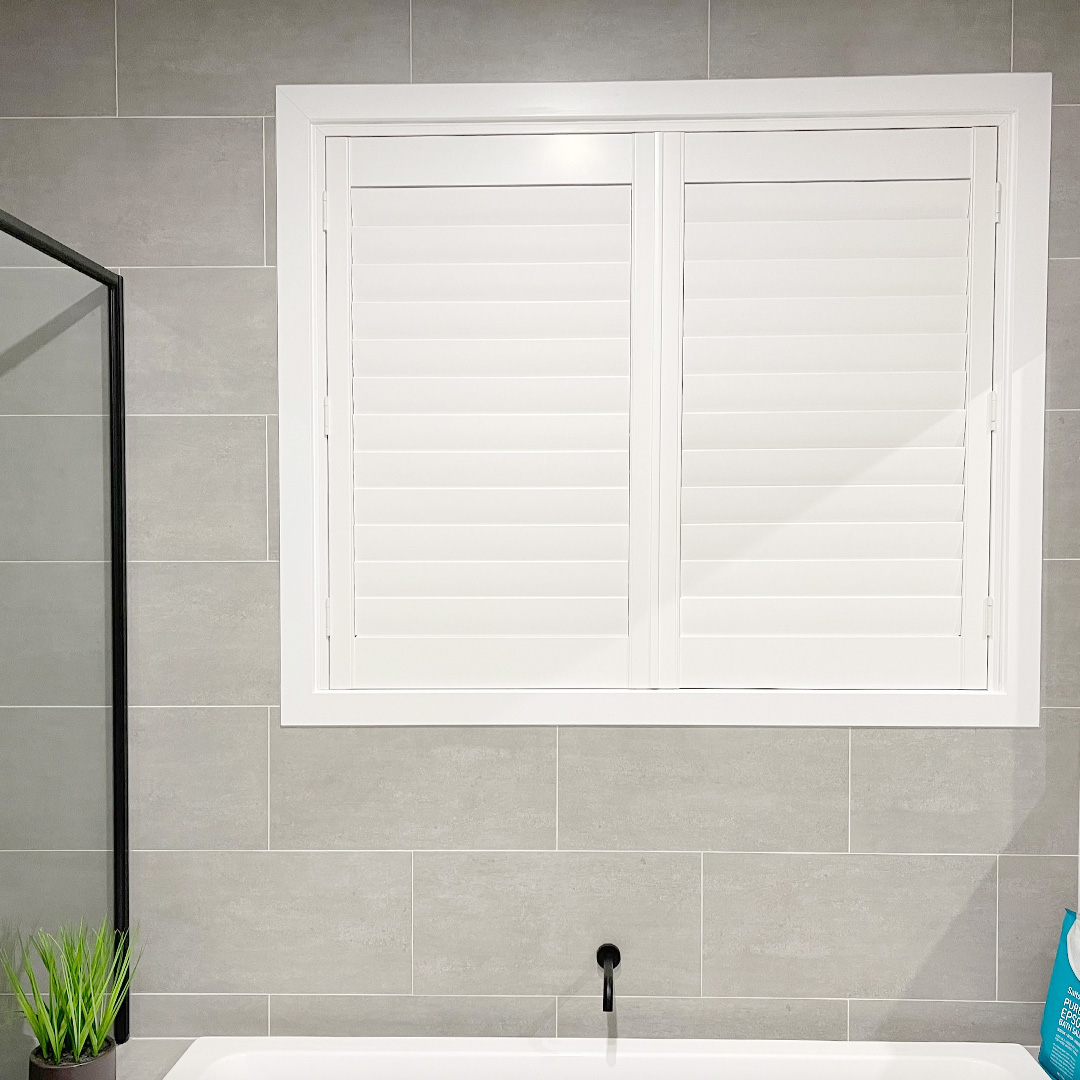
top-left (846, 998), bottom-right (850, 1040)
top-left (995, 854), bottom-right (1001, 1000)
top-left (266, 706), bottom-right (271, 852)
top-left (264, 416), bottom-right (271, 560)
top-left (0, 114), bottom-right (269, 120)
top-left (847, 728), bottom-right (852, 853)
top-left (122, 413), bottom-right (278, 418)
top-left (699, 852), bottom-right (705, 994)
top-left (554, 725), bottom-right (559, 850)
top-left (111, 848), bottom-right (1077, 857)
top-left (113, 0), bottom-right (119, 117)
top-left (261, 119), bottom-right (268, 267)
top-left (410, 851), bottom-right (416, 994)
top-left (706, 0), bottom-right (711, 79)
top-left (118, 991), bottom-right (1049, 1003)
top-left (115, 265), bottom-right (272, 269)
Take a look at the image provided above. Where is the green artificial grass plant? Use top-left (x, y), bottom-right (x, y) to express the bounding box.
top-left (1, 919), bottom-right (137, 1065)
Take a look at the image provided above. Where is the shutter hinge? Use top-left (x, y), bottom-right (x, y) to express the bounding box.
top-left (321, 191), bottom-right (329, 232)
top-left (325, 597), bottom-right (331, 638)
top-left (994, 183), bottom-right (1002, 223)
top-left (323, 395), bottom-right (331, 437)
top-left (987, 391), bottom-right (998, 433)
top-left (984, 597), bottom-right (994, 637)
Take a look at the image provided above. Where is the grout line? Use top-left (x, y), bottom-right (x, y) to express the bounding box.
top-left (119, 991), bottom-right (1050, 1003)
top-left (410, 851), bottom-right (416, 994)
top-left (847, 728), bottom-right (852, 853)
top-left (112, 264), bottom-right (271, 270)
top-left (128, 559), bottom-right (279, 564)
top-left (0, 114), bottom-right (268, 120)
top-left (124, 412), bottom-right (278, 418)
top-left (0, 560), bottom-right (109, 565)
top-left (261, 119), bottom-right (268, 267)
top-left (266, 707), bottom-right (271, 851)
top-left (554, 996), bottom-right (558, 1038)
top-left (267, 994), bottom-right (271, 1036)
top-left (995, 854), bottom-right (1001, 1000)
top-left (846, 999), bottom-right (851, 1040)
top-left (1010, 0), bottom-right (1015, 71)
top-left (554, 726), bottom-right (559, 850)
top-left (264, 416), bottom-right (271, 559)
top-left (699, 852), bottom-right (705, 995)
top-left (706, 0), bottom-right (711, 79)
top-left (53, 848), bottom-right (1080, 857)
top-left (113, 0), bottom-right (119, 117)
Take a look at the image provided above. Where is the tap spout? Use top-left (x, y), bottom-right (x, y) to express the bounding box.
top-left (596, 943), bottom-right (621, 1013)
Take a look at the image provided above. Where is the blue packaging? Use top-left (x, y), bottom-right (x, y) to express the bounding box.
top-left (1041, 910), bottom-right (1080, 1079)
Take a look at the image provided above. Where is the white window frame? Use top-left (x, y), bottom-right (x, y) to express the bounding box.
top-left (277, 74), bottom-right (1051, 727)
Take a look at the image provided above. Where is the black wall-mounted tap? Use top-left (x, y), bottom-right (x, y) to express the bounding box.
top-left (596, 943), bottom-right (621, 1012)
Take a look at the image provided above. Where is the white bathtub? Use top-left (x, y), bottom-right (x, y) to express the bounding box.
top-left (162, 1037), bottom-right (1045, 1079)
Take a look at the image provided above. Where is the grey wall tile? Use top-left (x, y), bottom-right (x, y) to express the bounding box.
top-left (1051, 108), bottom-right (1080, 259)
top-left (709, 0), bottom-right (1010, 78)
top-left (1046, 411), bottom-right (1080, 558)
top-left (132, 851), bottom-right (411, 993)
top-left (850, 713), bottom-right (1080, 855)
top-left (127, 416), bottom-right (269, 561)
top-left (0, 562), bottom-right (109, 706)
top-left (270, 721), bottom-right (555, 850)
top-left (128, 561), bottom-right (279, 706)
top-left (412, 0), bottom-right (708, 82)
top-left (0, 119), bottom-right (263, 267)
top-left (998, 854), bottom-right (1078, 1002)
top-left (266, 415), bottom-right (278, 560)
top-left (849, 999), bottom-right (1043, 1043)
top-left (0, 852), bottom-right (111, 933)
top-left (0, 995), bottom-right (34, 1080)
top-left (116, 1040), bottom-right (192, 1080)
top-left (1048, 260), bottom-right (1080, 410)
top-left (556, 996), bottom-right (847, 1040)
top-left (1042, 559), bottom-right (1080, 706)
top-left (0, 0), bottom-right (116, 117)
top-left (270, 995), bottom-right (556, 1037)
top-left (0, 417), bottom-right (108, 560)
top-left (264, 120), bottom-right (276, 267)
top-left (131, 708), bottom-right (268, 851)
top-left (414, 852), bottom-right (700, 996)
top-left (124, 268), bottom-right (277, 415)
top-left (558, 728), bottom-right (847, 852)
top-left (131, 995), bottom-right (268, 1037)
top-left (1014, 0), bottom-right (1080, 105)
top-left (116, 0), bottom-right (410, 116)
top-left (0, 270), bottom-right (109, 415)
top-left (0, 709), bottom-right (109, 850)
top-left (703, 853), bottom-right (997, 999)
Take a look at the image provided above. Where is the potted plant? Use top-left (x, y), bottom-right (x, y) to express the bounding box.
top-left (1, 919), bottom-right (136, 1079)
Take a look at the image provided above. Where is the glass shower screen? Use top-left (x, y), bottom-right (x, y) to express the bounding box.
top-left (0, 210), bottom-right (128, 1069)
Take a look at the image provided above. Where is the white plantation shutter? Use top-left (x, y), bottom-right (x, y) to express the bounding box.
top-left (673, 128), bottom-right (998, 690)
top-left (326, 135), bottom-right (636, 689)
top-left (323, 124), bottom-right (1002, 698)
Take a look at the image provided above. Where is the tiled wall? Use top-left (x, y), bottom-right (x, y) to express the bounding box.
top-left (1, 2), bottom-right (1079, 1078)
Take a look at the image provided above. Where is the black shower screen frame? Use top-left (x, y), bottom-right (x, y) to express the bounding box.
top-left (0, 208), bottom-right (130, 1044)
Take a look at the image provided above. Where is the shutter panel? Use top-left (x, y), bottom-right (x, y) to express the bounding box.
top-left (676, 128), bottom-right (997, 691)
top-left (331, 135), bottom-right (635, 689)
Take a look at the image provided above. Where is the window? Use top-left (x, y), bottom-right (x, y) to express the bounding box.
top-left (277, 76), bottom-right (1051, 726)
